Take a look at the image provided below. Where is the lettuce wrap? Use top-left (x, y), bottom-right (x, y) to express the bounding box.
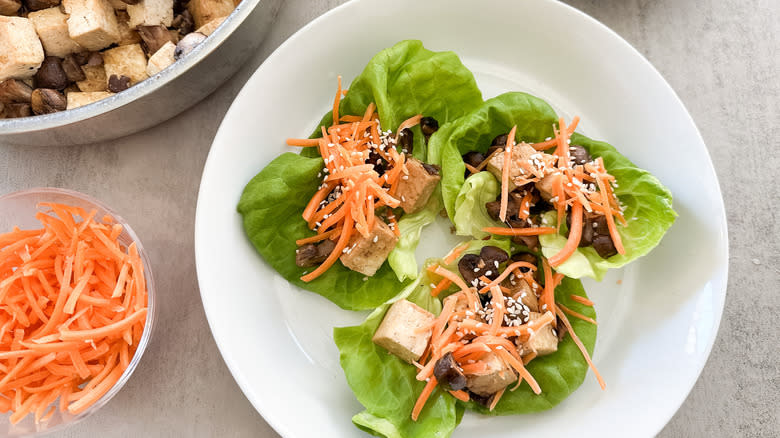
top-left (238, 41), bottom-right (483, 310)
top-left (334, 240), bottom-right (597, 438)
top-left (429, 92), bottom-right (676, 280)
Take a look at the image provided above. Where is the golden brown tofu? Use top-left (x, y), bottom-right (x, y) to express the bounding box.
top-left (465, 352), bottom-right (517, 397)
top-left (372, 299), bottom-right (434, 363)
top-left (339, 219), bottom-right (398, 276)
top-left (535, 173), bottom-right (556, 202)
top-left (521, 311), bottom-right (558, 357)
top-left (503, 277), bottom-right (539, 312)
top-left (395, 158), bottom-right (441, 214)
top-left (486, 142), bottom-right (540, 191)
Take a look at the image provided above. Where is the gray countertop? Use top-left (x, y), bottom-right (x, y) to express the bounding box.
top-left (1, 0), bottom-right (777, 436)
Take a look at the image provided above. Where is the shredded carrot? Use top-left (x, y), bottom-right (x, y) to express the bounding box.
top-left (549, 201), bottom-right (583, 267)
top-left (569, 295), bottom-right (594, 306)
top-left (442, 242), bottom-right (470, 265)
top-left (430, 278), bottom-right (452, 297)
top-left (481, 226), bottom-right (556, 236)
top-left (540, 258), bottom-right (555, 313)
top-left (557, 303), bottom-right (597, 325)
top-left (285, 138), bottom-right (321, 147)
top-left (498, 126), bottom-right (517, 222)
top-left (0, 203), bottom-right (149, 423)
top-left (411, 376), bottom-right (437, 421)
top-left (488, 388), bottom-right (505, 411)
top-left (394, 114), bottom-right (423, 142)
top-left (556, 305), bottom-right (605, 390)
top-left (448, 389), bottom-right (470, 402)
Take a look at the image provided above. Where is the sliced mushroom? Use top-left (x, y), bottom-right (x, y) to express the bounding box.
top-left (172, 10), bottom-right (195, 36)
top-left (108, 74), bottom-right (132, 93)
top-left (0, 79), bottom-right (33, 103)
top-left (420, 116), bottom-right (439, 138)
top-left (23, 0), bottom-right (59, 11)
top-left (295, 239), bottom-right (336, 268)
top-left (34, 57), bottom-right (69, 90)
top-left (433, 352), bottom-right (466, 391)
top-left (30, 89), bottom-right (66, 115)
top-left (480, 246), bottom-right (508, 268)
top-left (61, 55), bottom-right (87, 82)
top-left (421, 162), bottom-right (440, 176)
top-left (138, 25), bottom-right (175, 56)
top-left (174, 32), bottom-right (206, 60)
top-left (397, 128), bottom-right (413, 154)
top-left (568, 144), bottom-right (591, 166)
top-left (3, 103), bottom-right (32, 118)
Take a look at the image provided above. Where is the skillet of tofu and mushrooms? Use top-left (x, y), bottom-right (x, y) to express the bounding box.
top-left (0, 0), bottom-right (239, 118)
top-left (372, 245), bottom-right (603, 419)
top-left (291, 91), bottom-right (442, 283)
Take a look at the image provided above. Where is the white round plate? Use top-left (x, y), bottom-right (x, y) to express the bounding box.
top-left (194, 0), bottom-right (728, 436)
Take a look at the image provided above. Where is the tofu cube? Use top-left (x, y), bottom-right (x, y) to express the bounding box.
top-left (0, 17), bottom-right (45, 81)
top-left (66, 90), bottom-right (113, 109)
top-left (76, 64), bottom-right (107, 91)
top-left (102, 43), bottom-right (148, 84)
top-left (503, 277), bottom-right (538, 312)
top-left (145, 40), bottom-right (175, 76)
top-left (372, 299), bottom-right (434, 363)
top-left (465, 352), bottom-right (517, 397)
top-left (521, 311), bottom-right (558, 357)
top-left (395, 158), bottom-right (441, 214)
top-left (339, 219), bottom-right (398, 276)
top-left (486, 142), bottom-right (540, 192)
top-left (126, 0), bottom-right (173, 28)
top-left (116, 13), bottom-right (141, 46)
top-left (195, 16), bottom-right (225, 36)
top-left (29, 7), bottom-right (83, 58)
top-left (187, 0), bottom-right (233, 29)
top-left (63, 0), bottom-right (121, 51)
top-left (535, 174), bottom-right (555, 202)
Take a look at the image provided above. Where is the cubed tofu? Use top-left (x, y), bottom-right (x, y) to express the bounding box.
top-left (535, 173), bottom-right (555, 202)
top-left (0, 17), bottom-right (45, 81)
top-left (195, 15), bottom-right (225, 36)
top-left (63, 0), bottom-right (121, 51)
top-left (502, 277), bottom-right (538, 312)
top-left (521, 311), bottom-right (558, 357)
top-left (66, 90), bottom-right (113, 109)
top-left (145, 40), bottom-right (174, 75)
top-left (372, 299), bottom-right (434, 363)
top-left (486, 142), bottom-right (540, 192)
top-left (29, 7), bottom-right (83, 58)
top-left (126, 0), bottom-right (173, 28)
top-left (102, 43), bottom-right (148, 84)
top-left (187, 0), bottom-right (233, 28)
top-left (465, 352), bottom-right (517, 397)
top-left (395, 158), bottom-right (441, 214)
top-left (76, 64), bottom-right (106, 91)
top-left (116, 13), bottom-right (141, 46)
top-left (339, 219), bottom-right (398, 276)
top-left (0, 0), bottom-right (21, 16)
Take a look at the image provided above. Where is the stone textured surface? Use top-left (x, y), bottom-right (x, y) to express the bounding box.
top-left (0, 0), bottom-right (777, 436)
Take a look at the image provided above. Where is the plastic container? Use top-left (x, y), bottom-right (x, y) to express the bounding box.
top-left (0, 188), bottom-right (156, 436)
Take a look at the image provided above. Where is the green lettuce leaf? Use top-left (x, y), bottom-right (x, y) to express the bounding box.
top-left (239, 40), bottom-right (483, 309)
top-left (461, 276), bottom-right (597, 414)
top-left (538, 133), bottom-right (677, 280)
top-left (334, 275), bottom-right (456, 438)
top-left (388, 188), bottom-right (443, 282)
top-left (238, 153), bottom-right (406, 310)
top-left (430, 91), bottom-right (676, 280)
top-left (335, 241), bottom-right (596, 436)
top-left (428, 92), bottom-right (558, 220)
top-left (452, 172), bottom-right (503, 239)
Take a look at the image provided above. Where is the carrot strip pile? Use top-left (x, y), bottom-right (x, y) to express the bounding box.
top-left (481, 119), bottom-right (626, 266)
top-left (289, 78), bottom-right (423, 282)
top-left (0, 203), bottom-right (149, 424)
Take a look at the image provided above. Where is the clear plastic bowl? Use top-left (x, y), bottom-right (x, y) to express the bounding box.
top-left (0, 188), bottom-right (156, 436)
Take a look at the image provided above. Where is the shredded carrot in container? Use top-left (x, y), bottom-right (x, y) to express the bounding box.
top-left (0, 203), bottom-right (149, 424)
